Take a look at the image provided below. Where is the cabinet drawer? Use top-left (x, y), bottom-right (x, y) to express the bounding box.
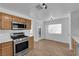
top-left (2, 41), bottom-right (12, 48)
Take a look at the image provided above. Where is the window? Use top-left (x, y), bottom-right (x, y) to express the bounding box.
top-left (48, 24), bottom-right (62, 34)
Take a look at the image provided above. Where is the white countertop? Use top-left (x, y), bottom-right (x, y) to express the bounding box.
top-left (0, 30), bottom-right (31, 44)
top-left (0, 35), bottom-right (34, 44)
top-left (0, 34), bottom-right (12, 43)
top-left (0, 39), bottom-right (13, 43)
top-left (29, 35), bottom-right (33, 37)
top-left (73, 37), bottom-right (79, 43)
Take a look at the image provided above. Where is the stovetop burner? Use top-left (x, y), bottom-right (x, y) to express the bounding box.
top-left (10, 32), bottom-right (28, 40)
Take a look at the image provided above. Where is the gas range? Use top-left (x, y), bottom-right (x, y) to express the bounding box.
top-left (10, 32), bottom-right (29, 56)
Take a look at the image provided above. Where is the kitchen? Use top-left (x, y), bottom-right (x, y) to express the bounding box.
top-left (0, 3), bottom-right (79, 56)
top-left (0, 11), bottom-right (34, 56)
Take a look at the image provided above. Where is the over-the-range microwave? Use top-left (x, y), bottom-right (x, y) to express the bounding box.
top-left (12, 21), bottom-right (27, 30)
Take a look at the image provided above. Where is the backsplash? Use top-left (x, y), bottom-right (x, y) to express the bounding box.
top-left (0, 30), bottom-right (30, 43)
top-left (0, 30), bottom-right (30, 34)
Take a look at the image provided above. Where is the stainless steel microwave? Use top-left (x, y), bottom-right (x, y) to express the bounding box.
top-left (12, 22), bottom-right (26, 30)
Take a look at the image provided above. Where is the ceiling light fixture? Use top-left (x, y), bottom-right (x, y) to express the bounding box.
top-left (41, 3), bottom-right (48, 9)
top-left (36, 3), bottom-right (48, 10)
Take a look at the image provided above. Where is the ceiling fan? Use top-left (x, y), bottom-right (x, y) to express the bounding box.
top-left (36, 3), bottom-right (48, 10)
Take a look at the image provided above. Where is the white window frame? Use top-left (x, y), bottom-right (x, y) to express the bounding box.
top-left (48, 24), bottom-right (62, 34)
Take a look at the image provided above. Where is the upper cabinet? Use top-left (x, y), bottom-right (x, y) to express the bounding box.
top-left (26, 19), bottom-right (31, 30)
top-left (12, 16), bottom-right (19, 22)
top-left (0, 13), bottom-right (12, 30)
top-left (0, 12), bottom-right (31, 30)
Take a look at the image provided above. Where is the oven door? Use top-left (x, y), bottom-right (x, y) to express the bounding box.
top-left (14, 41), bottom-right (28, 56)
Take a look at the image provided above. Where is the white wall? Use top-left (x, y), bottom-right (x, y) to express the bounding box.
top-left (71, 10), bottom-right (79, 37)
top-left (0, 7), bottom-right (31, 20)
top-left (44, 16), bottom-right (70, 44)
top-left (70, 10), bottom-right (79, 50)
top-left (32, 19), bottom-right (44, 41)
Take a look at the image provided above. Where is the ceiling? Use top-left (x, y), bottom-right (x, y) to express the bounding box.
top-left (0, 3), bottom-right (79, 20)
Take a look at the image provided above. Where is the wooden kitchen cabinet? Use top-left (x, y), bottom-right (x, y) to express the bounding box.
top-left (0, 48), bottom-right (2, 55)
top-left (12, 16), bottom-right (31, 30)
top-left (0, 13), bottom-right (12, 30)
top-left (0, 12), bottom-right (31, 30)
top-left (2, 14), bottom-right (12, 29)
top-left (19, 18), bottom-right (25, 23)
top-left (0, 13), bottom-right (2, 29)
top-left (0, 43), bottom-right (2, 56)
top-left (29, 36), bottom-right (34, 49)
top-left (13, 16), bottom-right (25, 23)
top-left (72, 38), bottom-right (77, 56)
top-left (1, 41), bottom-right (13, 56)
top-left (12, 16), bottom-right (19, 22)
top-left (26, 19), bottom-right (31, 30)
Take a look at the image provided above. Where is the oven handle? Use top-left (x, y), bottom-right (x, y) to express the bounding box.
top-left (13, 39), bottom-right (28, 44)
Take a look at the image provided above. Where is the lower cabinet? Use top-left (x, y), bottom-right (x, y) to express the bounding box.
top-left (0, 37), bottom-right (34, 56)
top-left (72, 39), bottom-right (77, 56)
top-left (29, 36), bottom-right (34, 50)
top-left (0, 49), bottom-right (2, 56)
top-left (2, 46), bottom-right (13, 56)
top-left (0, 43), bottom-right (2, 56)
top-left (0, 41), bottom-right (13, 56)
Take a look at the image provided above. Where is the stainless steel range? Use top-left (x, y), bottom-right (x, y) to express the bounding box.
top-left (11, 32), bottom-right (29, 56)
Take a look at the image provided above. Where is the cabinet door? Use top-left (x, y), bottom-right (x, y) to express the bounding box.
top-left (0, 43), bottom-right (2, 56)
top-left (28, 20), bottom-right (31, 29)
top-left (0, 20), bottom-right (2, 29)
top-left (29, 36), bottom-right (34, 49)
top-left (0, 13), bottom-right (2, 29)
top-left (26, 19), bottom-right (31, 30)
top-left (12, 16), bottom-right (19, 22)
top-left (2, 46), bottom-right (13, 56)
top-left (21, 18), bottom-right (26, 23)
top-left (72, 39), bottom-right (77, 56)
top-left (13, 16), bottom-right (25, 23)
top-left (16, 17), bottom-right (23, 23)
top-left (2, 41), bottom-right (13, 56)
top-left (2, 14), bottom-right (12, 29)
top-left (18, 18), bottom-right (23, 23)
top-left (0, 49), bottom-right (2, 56)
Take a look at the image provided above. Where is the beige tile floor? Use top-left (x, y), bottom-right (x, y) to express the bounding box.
top-left (27, 39), bottom-right (72, 56)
